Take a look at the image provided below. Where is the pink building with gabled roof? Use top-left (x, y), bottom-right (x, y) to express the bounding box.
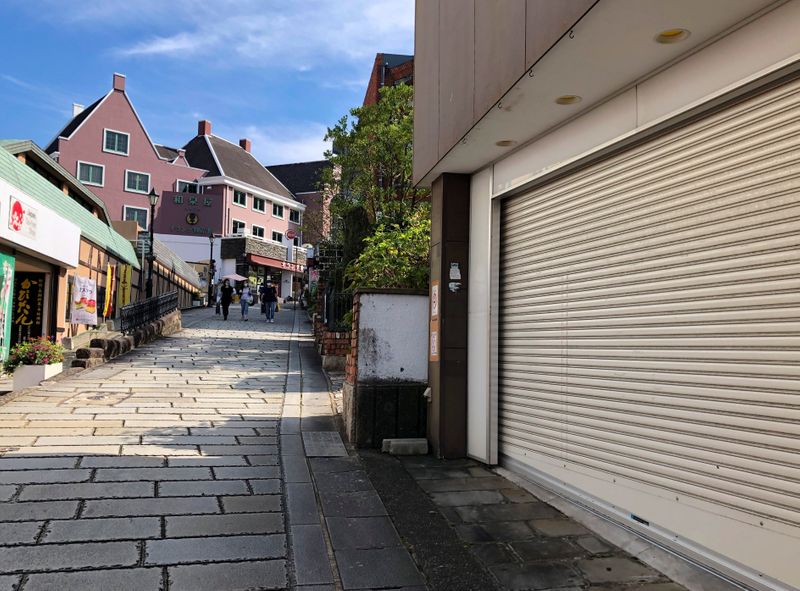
top-left (46, 73), bottom-right (308, 296)
top-left (47, 73), bottom-right (208, 233)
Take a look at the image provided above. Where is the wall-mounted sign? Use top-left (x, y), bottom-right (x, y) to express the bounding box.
top-left (9, 197), bottom-right (37, 240)
top-left (70, 275), bottom-right (97, 325)
top-left (154, 191), bottom-right (223, 237)
top-left (431, 280), bottom-right (439, 320)
top-left (0, 179), bottom-right (79, 268)
top-left (429, 317), bottom-right (440, 362)
top-left (12, 272), bottom-right (45, 345)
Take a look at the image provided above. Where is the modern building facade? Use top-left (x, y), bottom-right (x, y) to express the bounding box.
top-left (414, 2), bottom-right (800, 590)
top-left (267, 160), bottom-right (332, 246)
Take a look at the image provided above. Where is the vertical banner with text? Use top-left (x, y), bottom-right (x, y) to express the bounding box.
top-left (0, 254), bottom-right (14, 361)
top-left (70, 275), bottom-right (98, 325)
top-left (12, 272), bottom-right (45, 346)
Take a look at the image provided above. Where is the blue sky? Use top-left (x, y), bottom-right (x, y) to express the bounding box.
top-left (0, 0), bottom-right (414, 165)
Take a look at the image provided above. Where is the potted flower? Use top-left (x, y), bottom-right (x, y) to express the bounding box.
top-left (3, 337), bottom-right (65, 390)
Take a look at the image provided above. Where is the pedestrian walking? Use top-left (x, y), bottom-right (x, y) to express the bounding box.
top-left (219, 279), bottom-right (234, 320)
top-left (262, 281), bottom-right (278, 323)
top-left (239, 280), bottom-right (252, 321)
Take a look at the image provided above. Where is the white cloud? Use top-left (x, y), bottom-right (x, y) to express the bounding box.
top-left (102, 0), bottom-right (415, 70)
top-left (216, 122), bottom-right (332, 166)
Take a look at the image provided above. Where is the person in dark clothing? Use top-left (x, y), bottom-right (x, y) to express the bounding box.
top-left (219, 279), bottom-right (234, 320)
top-left (261, 281), bottom-right (278, 323)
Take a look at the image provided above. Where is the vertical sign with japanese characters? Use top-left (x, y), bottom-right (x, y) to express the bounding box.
top-left (429, 280), bottom-right (440, 362)
top-left (0, 254), bottom-right (15, 361)
top-left (12, 272), bottom-right (45, 345)
top-left (116, 265), bottom-right (132, 310)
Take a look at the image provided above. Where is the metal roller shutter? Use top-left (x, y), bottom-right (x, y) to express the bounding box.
top-left (499, 77), bottom-right (800, 587)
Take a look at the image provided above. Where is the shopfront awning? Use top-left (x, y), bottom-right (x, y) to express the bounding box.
top-left (247, 253), bottom-right (305, 274)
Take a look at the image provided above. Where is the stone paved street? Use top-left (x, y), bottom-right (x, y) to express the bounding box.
top-left (0, 306), bottom-right (423, 591)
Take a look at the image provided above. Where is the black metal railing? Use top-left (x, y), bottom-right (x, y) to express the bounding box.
top-left (324, 290), bottom-right (353, 332)
top-left (120, 291), bottom-right (178, 335)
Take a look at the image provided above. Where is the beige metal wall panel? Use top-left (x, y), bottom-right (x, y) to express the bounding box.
top-left (438, 0), bottom-right (475, 157)
top-left (413, 0), bottom-right (441, 186)
top-left (525, 0), bottom-right (595, 69)
top-left (498, 76), bottom-right (800, 588)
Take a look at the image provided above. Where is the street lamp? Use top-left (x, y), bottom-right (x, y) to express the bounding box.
top-left (207, 233), bottom-right (216, 307)
top-left (145, 188), bottom-right (159, 299)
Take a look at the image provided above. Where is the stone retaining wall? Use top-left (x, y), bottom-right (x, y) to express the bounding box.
top-left (72, 310), bottom-right (182, 369)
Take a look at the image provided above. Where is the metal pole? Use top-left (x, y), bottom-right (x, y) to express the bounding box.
top-left (146, 201), bottom-right (155, 298)
top-left (207, 235), bottom-right (215, 307)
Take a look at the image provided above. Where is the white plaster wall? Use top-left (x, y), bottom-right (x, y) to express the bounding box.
top-left (154, 233), bottom-right (213, 265)
top-left (467, 168), bottom-right (495, 463)
top-left (357, 293), bottom-right (428, 382)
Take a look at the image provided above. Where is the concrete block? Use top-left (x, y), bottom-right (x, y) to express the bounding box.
top-left (382, 438), bottom-right (428, 455)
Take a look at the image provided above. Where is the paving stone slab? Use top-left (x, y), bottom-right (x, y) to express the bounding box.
top-left (429, 490), bottom-right (506, 507)
top-left (246, 454), bottom-right (280, 466)
top-left (282, 454), bottom-right (311, 482)
top-left (79, 456), bottom-right (165, 468)
top-left (0, 485), bottom-right (14, 502)
top-left (292, 525), bottom-right (335, 586)
top-left (471, 543), bottom-right (519, 566)
top-left (0, 540), bottom-right (139, 573)
top-left (576, 535), bottom-right (614, 555)
top-left (159, 479), bottom-right (249, 496)
top-left (529, 518), bottom-right (592, 538)
top-left (83, 496), bottom-right (219, 517)
top-left (44, 516), bottom-right (161, 542)
top-left (491, 563), bottom-right (583, 590)
top-left (314, 470), bottom-right (374, 494)
top-left (578, 557), bottom-right (662, 584)
top-left (326, 516), bottom-right (402, 550)
top-left (0, 500), bottom-right (79, 522)
top-left (418, 476), bottom-right (513, 493)
top-left (480, 520), bottom-right (537, 542)
top-left (0, 521), bottom-right (42, 545)
top-left (302, 431), bottom-right (347, 457)
top-left (0, 575), bottom-right (18, 591)
top-left (0, 469), bottom-right (90, 484)
top-left (24, 567), bottom-right (162, 591)
top-left (455, 502), bottom-right (560, 523)
top-left (512, 538), bottom-right (585, 561)
top-left (335, 547), bottom-right (425, 589)
top-left (286, 482), bottom-right (319, 525)
top-left (94, 467), bottom-right (212, 481)
top-left (168, 559), bottom-right (287, 591)
top-left (309, 457), bottom-right (361, 474)
top-left (249, 479), bottom-right (282, 494)
top-left (145, 533), bottom-right (285, 564)
top-left (0, 457), bottom-right (77, 471)
top-left (319, 489), bottom-right (388, 518)
top-left (213, 465), bottom-right (280, 479)
top-left (166, 512), bottom-right (284, 537)
top-left (167, 455), bottom-right (249, 467)
top-left (280, 434), bottom-right (304, 455)
top-left (221, 494), bottom-right (282, 513)
top-left (19, 481), bottom-right (154, 501)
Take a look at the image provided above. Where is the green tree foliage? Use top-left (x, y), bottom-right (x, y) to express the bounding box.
top-left (322, 83), bottom-right (431, 290)
top-left (322, 84), bottom-right (427, 226)
top-left (345, 206), bottom-right (431, 290)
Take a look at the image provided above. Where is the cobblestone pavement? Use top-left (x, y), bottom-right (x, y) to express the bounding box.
top-left (0, 306), bottom-right (423, 591)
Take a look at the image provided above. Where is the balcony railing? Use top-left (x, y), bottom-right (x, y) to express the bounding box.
top-left (120, 291), bottom-right (178, 335)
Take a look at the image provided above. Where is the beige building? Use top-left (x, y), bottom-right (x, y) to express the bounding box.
top-left (414, 2), bottom-right (800, 590)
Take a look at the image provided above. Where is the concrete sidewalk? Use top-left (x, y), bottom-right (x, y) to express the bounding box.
top-left (0, 305), bottom-right (424, 591)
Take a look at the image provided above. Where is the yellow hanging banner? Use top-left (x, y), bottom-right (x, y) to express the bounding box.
top-left (116, 264), bottom-right (132, 310)
top-left (103, 264), bottom-right (115, 318)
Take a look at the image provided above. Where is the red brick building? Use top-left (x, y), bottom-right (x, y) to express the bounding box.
top-left (363, 53), bottom-right (414, 106)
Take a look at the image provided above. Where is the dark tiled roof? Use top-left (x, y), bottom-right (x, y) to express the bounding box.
top-left (154, 144), bottom-right (180, 160)
top-left (182, 136), bottom-right (221, 176)
top-left (184, 135), bottom-right (295, 200)
top-left (381, 53), bottom-right (413, 68)
top-left (266, 160), bottom-right (331, 194)
top-left (45, 94), bottom-right (106, 154)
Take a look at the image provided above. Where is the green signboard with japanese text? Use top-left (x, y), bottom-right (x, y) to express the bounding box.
top-left (0, 254), bottom-right (15, 361)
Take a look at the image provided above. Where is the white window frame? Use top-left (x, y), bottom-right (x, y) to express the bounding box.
top-left (272, 203), bottom-right (284, 219)
top-left (232, 219), bottom-right (246, 235)
top-left (124, 169), bottom-right (151, 194)
top-left (76, 160), bottom-right (105, 187)
top-left (271, 230), bottom-right (283, 243)
top-left (251, 225), bottom-right (265, 239)
top-left (176, 179), bottom-right (199, 193)
top-left (103, 128), bottom-right (130, 156)
top-left (252, 196), bottom-right (266, 212)
top-left (293, 236), bottom-right (300, 247)
top-left (123, 205), bottom-right (149, 230)
top-left (289, 209), bottom-right (300, 224)
top-left (233, 189), bottom-right (247, 208)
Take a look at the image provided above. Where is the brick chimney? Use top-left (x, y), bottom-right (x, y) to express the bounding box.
top-left (113, 73), bottom-right (126, 91)
top-left (239, 138), bottom-right (251, 153)
top-left (198, 120), bottom-right (212, 136)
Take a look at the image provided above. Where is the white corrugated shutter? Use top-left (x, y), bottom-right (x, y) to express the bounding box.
top-left (499, 77), bottom-right (800, 587)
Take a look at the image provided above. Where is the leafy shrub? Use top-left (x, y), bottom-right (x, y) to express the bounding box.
top-left (3, 338), bottom-right (65, 375)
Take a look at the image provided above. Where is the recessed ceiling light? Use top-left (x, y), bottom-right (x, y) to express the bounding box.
top-left (655, 28), bottom-right (690, 44)
top-left (495, 140), bottom-right (517, 147)
top-left (555, 95), bottom-right (582, 105)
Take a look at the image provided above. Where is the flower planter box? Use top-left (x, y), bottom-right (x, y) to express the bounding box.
top-left (13, 362), bottom-right (63, 390)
